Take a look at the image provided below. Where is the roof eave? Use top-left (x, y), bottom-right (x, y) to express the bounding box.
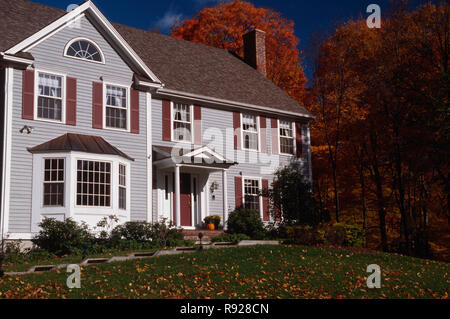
top-left (156, 88), bottom-right (315, 121)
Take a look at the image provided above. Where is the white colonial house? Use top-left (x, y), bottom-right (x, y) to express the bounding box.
top-left (0, 0), bottom-right (313, 240)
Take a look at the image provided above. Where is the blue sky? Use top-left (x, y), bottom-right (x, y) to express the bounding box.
top-left (31, 0), bottom-right (426, 79)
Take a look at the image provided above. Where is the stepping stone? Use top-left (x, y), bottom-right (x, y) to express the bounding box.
top-left (80, 258), bottom-right (110, 265)
top-left (29, 265), bottom-right (55, 273)
top-left (238, 240), bottom-right (280, 246)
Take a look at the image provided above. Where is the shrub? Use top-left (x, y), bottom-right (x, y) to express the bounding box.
top-left (325, 223), bottom-right (365, 248)
top-left (32, 218), bottom-right (94, 256)
top-left (265, 161), bottom-right (318, 226)
top-left (111, 221), bottom-right (153, 243)
top-left (110, 220), bottom-right (184, 248)
top-left (285, 226), bottom-right (325, 246)
top-left (226, 209), bottom-right (266, 239)
top-left (211, 233), bottom-right (250, 243)
top-left (150, 220), bottom-right (184, 248)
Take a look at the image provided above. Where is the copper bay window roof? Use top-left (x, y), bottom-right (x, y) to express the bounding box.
top-left (27, 133), bottom-right (134, 161)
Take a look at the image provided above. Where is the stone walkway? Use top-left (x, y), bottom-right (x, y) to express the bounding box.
top-left (4, 240), bottom-right (280, 277)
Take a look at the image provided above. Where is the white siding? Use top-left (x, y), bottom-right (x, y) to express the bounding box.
top-left (8, 15), bottom-right (148, 233)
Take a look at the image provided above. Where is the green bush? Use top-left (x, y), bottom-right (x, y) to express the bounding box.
top-left (110, 220), bottom-right (184, 248)
top-left (325, 223), bottom-right (365, 248)
top-left (226, 209), bottom-right (266, 239)
top-left (211, 233), bottom-right (250, 243)
top-left (285, 226), bottom-right (325, 245)
top-left (32, 218), bottom-right (94, 256)
top-left (111, 221), bottom-right (153, 243)
top-left (150, 220), bottom-right (184, 247)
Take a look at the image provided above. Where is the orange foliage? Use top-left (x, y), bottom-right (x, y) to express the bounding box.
top-left (171, 0), bottom-right (307, 104)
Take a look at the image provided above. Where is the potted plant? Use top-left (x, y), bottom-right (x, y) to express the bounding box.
top-left (210, 215), bottom-right (222, 230)
top-left (204, 216), bottom-right (216, 230)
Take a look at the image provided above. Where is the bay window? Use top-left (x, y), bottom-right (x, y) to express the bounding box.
top-left (119, 164), bottom-right (127, 210)
top-left (76, 160), bottom-right (111, 207)
top-left (43, 158), bottom-right (65, 207)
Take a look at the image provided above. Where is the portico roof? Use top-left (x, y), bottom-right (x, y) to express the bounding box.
top-left (153, 145), bottom-right (237, 169)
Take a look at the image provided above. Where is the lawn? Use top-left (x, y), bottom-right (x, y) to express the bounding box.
top-left (0, 245), bottom-right (448, 299)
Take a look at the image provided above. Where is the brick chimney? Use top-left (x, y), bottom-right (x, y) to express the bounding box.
top-left (243, 29), bottom-right (266, 77)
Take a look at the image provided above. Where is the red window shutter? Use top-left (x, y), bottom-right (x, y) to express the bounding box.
top-left (262, 179), bottom-right (270, 221)
top-left (260, 117), bottom-right (267, 153)
top-left (66, 77), bottom-right (77, 126)
top-left (130, 88), bottom-right (140, 134)
top-left (235, 176), bottom-right (243, 208)
top-left (194, 105), bottom-right (202, 145)
top-left (22, 69), bottom-right (35, 120)
top-left (92, 82), bottom-right (103, 129)
top-left (233, 112), bottom-right (241, 150)
top-left (296, 122), bottom-right (303, 158)
top-left (271, 119), bottom-right (279, 155)
top-left (162, 100), bottom-right (171, 141)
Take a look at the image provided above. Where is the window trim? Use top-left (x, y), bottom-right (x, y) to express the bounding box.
top-left (63, 37), bottom-right (105, 65)
top-left (34, 69), bottom-right (67, 124)
top-left (42, 157), bottom-right (66, 208)
top-left (241, 176), bottom-right (263, 220)
top-left (102, 81), bottom-right (131, 132)
top-left (171, 101), bottom-right (194, 144)
top-left (240, 113), bottom-right (261, 152)
top-left (278, 119), bottom-right (296, 156)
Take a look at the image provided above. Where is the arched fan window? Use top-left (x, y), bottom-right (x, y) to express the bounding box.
top-left (64, 38), bottom-right (104, 63)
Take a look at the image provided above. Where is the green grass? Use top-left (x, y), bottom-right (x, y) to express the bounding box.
top-left (0, 245), bottom-right (448, 299)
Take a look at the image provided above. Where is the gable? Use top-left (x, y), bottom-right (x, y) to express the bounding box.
top-left (2, 0), bottom-right (161, 84)
top-left (28, 14), bottom-right (133, 80)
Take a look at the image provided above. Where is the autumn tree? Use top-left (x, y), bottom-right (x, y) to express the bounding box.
top-left (171, 0), bottom-right (307, 104)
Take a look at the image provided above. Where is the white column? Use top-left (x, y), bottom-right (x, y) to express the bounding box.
top-left (174, 165), bottom-right (181, 227)
top-left (1, 67), bottom-right (13, 239)
top-left (146, 92), bottom-right (153, 223)
top-left (222, 169), bottom-right (228, 229)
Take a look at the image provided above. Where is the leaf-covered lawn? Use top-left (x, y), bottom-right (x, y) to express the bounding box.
top-left (0, 245), bottom-right (448, 299)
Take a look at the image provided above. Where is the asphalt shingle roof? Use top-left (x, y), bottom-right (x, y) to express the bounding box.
top-left (0, 0), bottom-right (312, 117)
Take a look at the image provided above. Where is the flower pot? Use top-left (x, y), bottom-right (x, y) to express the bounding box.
top-left (207, 223), bottom-right (215, 231)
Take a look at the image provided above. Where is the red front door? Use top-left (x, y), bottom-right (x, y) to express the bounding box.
top-left (175, 173), bottom-right (192, 227)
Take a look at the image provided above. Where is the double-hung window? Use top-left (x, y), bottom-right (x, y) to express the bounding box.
top-left (105, 85), bottom-right (128, 130)
top-left (37, 72), bottom-right (63, 122)
top-left (119, 164), bottom-right (127, 210)
top-left (76, 160), bottom-right (111, 207)
top-left (242, 114), bottom-right (259, 151)
top-left (172, 103), bottom-right (192, 142)
top-left (43, 159), bottom-right (65, 207)
top-left (279, 120), bottom-right (294, 155)
top-left (243, 178), bottom-right (261, 213)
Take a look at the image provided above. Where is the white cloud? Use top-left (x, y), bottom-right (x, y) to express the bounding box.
top-left (156, 11), bottom-right (184, 31)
